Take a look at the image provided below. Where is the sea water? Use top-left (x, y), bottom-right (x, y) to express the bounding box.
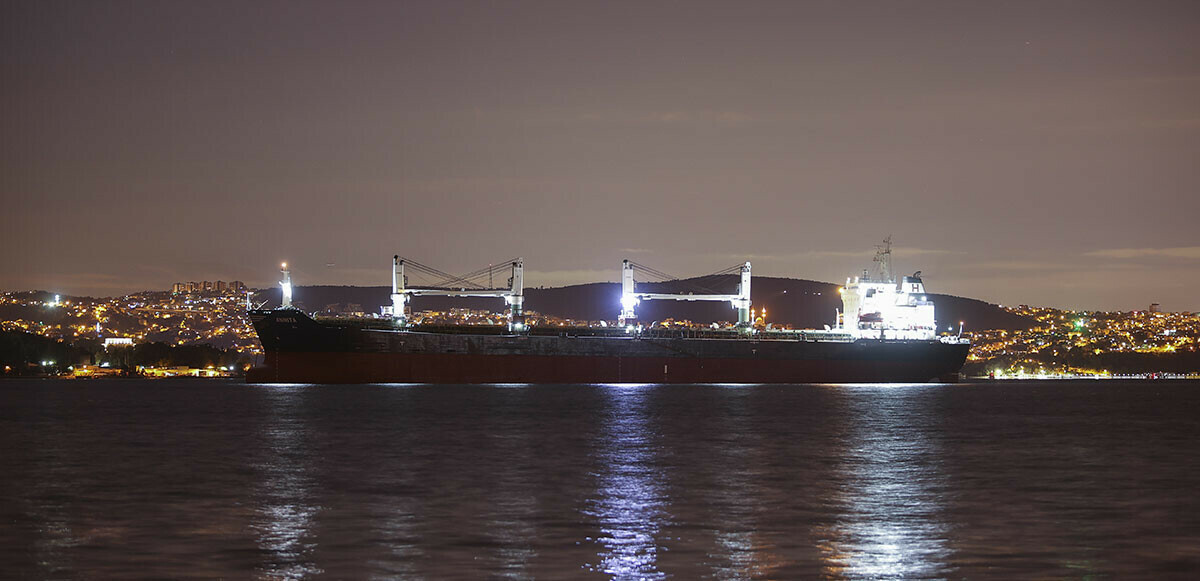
top-left (1, 379), bottom-right (1198, 578)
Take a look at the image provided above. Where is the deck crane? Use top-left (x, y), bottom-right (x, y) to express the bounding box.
top-left (619, 260), bottom-right (752, 331)
top-left (385, 256), bottom-right (526, 332)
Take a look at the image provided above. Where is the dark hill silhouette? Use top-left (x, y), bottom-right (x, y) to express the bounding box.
top-left (257, 274), bottom-right (1035, 332)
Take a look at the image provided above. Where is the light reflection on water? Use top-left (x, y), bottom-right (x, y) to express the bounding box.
top-left (251, 386), bottom-right (322, 579)
top-left (584, 385), bottom-right (669, 579)
top-left (26, 420), bottom-right (80, 578)
top-left (481, 390), bottom-right (537, 578)
top-left (362, 493), bottom-right (422, 579)
top-left (4, 380), bottom-right (1200, 578)
top-left (823, 385), bottom-right (951, 578)
top-left (705, 388), bottom-right (780, 579)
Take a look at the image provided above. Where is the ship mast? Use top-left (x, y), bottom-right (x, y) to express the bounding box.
top-left (279, 262), bottom-right (293, 309)
top-left (873, 236), bottom-right (893, 283)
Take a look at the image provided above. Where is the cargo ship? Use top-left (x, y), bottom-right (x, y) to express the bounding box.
top-left (247, 241), bottom-right (970, 383)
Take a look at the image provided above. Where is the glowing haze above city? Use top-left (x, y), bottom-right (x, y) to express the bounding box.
top-left (2, 1), bottom-right (1198, 311)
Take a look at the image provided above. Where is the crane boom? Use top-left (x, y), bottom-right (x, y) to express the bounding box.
top-left (384, 257), bottom-right (526, 332)
top-left (619, 260), bottom-right (752, 330)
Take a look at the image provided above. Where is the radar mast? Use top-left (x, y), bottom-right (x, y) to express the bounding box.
top-left (873, 236), bottom-right (893, 283)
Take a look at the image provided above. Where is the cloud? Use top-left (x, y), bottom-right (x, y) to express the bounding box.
top-left (25, 273), bottom-right (132, 294)
top-left (403, 176), bottom-right (565, 195)
top-left (304, 266), bottom-right (389, 286)
top-left (578, 109), bottom-right (752, 127)
top-left (652, 110), bottom-right (752, 125)
top-left (10, 264), bottom-right (224, 297)
top-left (711, 247), bottom-right (962, 262)
top-left (948, 257), bottom-right (1153, 275)
top-left (1084, 247), bottom-right (1200, 259)
top-left (953, 260), bottom-right (1068, 272)
top-left (523, 269), bottom-right (615, 286)
top-left (275, 267), bottom-right (616, 289)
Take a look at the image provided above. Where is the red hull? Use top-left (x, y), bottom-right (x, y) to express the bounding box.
top-left (248, 351), bottom-right (961, 384)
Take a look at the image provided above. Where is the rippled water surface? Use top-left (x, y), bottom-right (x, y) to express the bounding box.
top-left (2, 379), bottom-right (1199, 578)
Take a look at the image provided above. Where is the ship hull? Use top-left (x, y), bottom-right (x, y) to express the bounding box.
top-left (247, 310), bottom-right (970, 384)
top-left (248, 349), bottom-right (968, 384)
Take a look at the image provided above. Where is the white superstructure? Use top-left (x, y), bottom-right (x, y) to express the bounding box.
top-left (834, 238), bottom-right (938, 340)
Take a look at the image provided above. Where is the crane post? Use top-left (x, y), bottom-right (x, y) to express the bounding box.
top-left (390, 256), bottom-right (408, 326)
top-left (734, 261), bottom-right (752, 328)
top-left (618, 259), bottom-right (638, 327)
top-left (507, 259), bottom-right (525, 332)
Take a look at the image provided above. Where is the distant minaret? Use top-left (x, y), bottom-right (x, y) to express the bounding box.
top-left (280, 262), bottom-right (293, 309)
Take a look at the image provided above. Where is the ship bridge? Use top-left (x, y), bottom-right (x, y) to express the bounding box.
top-left (835, 237), bottom-right (938, 340)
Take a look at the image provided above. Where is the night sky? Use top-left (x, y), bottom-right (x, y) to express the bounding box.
top-left (3, 1), bottom-right (1198, 310)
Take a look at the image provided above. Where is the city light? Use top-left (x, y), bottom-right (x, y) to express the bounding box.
top-left (966, 305), bottom-right (1198, 377)
top-left (3, 284), bottom-right (1198, 380)
top-left (0, 287), bottom-right (264, 356)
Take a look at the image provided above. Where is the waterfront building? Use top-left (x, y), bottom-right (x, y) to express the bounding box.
top-left (103, 337), bottom-right (134, 349)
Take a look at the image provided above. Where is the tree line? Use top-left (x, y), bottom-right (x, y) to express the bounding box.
top-left (0, 330), bottom-right (252, 376)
